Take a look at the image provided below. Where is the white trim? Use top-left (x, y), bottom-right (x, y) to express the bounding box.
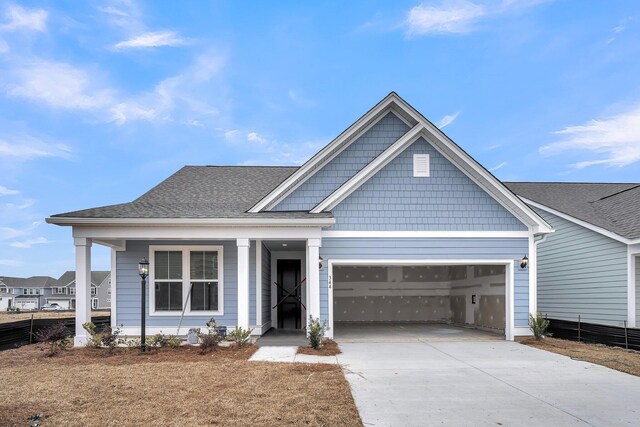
top-left (256, 240), bottom-right (262, 330)
top-left (628, 248), bottom-right (636, 328)
top-left (249, 94), bottom-right (420, 212)
top-left (512, 327), bottom-right (534, 337)
top-left (148, 245), bottom-right (224, 317)
top-left (311, 124), bottom-right (424, 212)
top-left (71, 225), bottom-right (324, 241)
top-left (327, 258), bottom-right (517, 341)
top-left (321, 231), bottom-right (531, 238)
top-left (47, 217), bottom-right (335, 227)
top-left (110, 248), bottom-right (117, 328)
top-left (521, 197), bottom-right (639, 245)
top-left (528, 232), bottom-right (535, 319)
top-left (237, 238), bottom-right (250, 329)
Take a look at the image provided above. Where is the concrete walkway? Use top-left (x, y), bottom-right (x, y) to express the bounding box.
top-left (337, 341), bottom-right (640, 426)
top-left (249, 346), bottom-right (339, 364)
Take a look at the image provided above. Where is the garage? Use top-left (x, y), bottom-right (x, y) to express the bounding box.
top-left (331, 262), bottom-right (510, 341)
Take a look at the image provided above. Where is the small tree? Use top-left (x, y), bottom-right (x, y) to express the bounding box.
top-left (35, 322), bottom-right (71, 356)
top-left (307, 316), bottom-right (327, 349)
top-left (529, 312), bottom-right (550, 339)
top-left (227, 327), bottom-right (253, 346)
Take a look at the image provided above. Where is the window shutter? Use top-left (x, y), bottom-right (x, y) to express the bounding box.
top-left (413, 154), bottom-right (430, 177)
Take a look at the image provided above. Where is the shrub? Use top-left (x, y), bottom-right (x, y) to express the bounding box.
top-left (530, 312), bottom-right (550, 339)
top-left (82, 322), bottom-right (101, 348)
top-left (147, 333), bottom-right (169, 348)
top-left (166, 335), bottom-right (182, 348)
top-left (35, 322), bottom-right (71, 356)
top-left (307, 316), bottom-right (327, 349)
top-left (197, 318), bottom-right (222, 354)
top-left (227, 326), bottom-right (253, 346)
top-left (100, 325), bottom-right (122, 353)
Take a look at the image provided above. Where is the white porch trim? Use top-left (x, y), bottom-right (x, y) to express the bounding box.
top-left (306, 239), bottom-right (321, 326)
top-left (74, 237), bottom-right (92, 347)
top-left (237, 238), bottom-right (250, 330)
top-left (321, 231), bottom-right (530, 238)
top-left (255, 239), bottom-right (262, 333)
top-left (628, 248), bottom-right (637, 328)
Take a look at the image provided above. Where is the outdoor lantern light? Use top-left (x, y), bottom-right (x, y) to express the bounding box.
top-left (319, 256), bottom-right (324, 269)
top-left (520, 255), bottom-right (529, 269)
top-left (138, 257), bottom-right (150, 352)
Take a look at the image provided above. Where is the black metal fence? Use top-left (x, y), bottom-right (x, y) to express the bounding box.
top-left (0, 315), bottom-right (110, 351)
top-left (547, 318), bottom-right (640, 351)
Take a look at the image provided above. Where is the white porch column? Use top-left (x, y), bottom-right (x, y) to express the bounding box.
top-left (74, 237), bottom-right (92, 347)
top-left (237, 238), bottom-right (250, 330)
top-left (306, 238), bottom-right (321, 323)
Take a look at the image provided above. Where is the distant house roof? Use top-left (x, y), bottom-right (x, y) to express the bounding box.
top-left (56, 271), bottom-right (110, 287)
top-left (49, 166), bottom-right (332, 220)
top-left (0, 276), bottom-right (56, 288)
top-left (505, 182), bottom-right (640, 240)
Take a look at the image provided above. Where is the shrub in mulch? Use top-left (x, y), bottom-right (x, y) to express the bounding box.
top-left (298, 339), bottom-right (341, 356)
top-left (34, 322), bottom-right (72, 357)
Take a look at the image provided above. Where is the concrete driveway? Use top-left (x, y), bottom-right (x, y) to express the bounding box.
top-left (336, 341), bottom-right (640, 426)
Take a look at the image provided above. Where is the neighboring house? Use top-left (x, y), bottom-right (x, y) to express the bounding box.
top-left (0, 276), bottom-right (56, 310)
top-left (47, 271), bottom-right (111, 310)
top-left (47, 92), bottom-right (553, 346)
top-left (506, 183), bottom-right (640, 328)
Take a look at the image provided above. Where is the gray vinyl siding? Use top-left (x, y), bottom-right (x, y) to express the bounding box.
top-left (534, 208), bottom-right (629, 327)
top-left (262, 243), bottom-right (271, 325)
top-left (116, 240), bottom-right (253, 329)
top-left (272, 112), bottom-right (409, 211)
top-left (330, 137), bottom-right (526, 231)
top-left (320, 238), bottom-right (529, 327)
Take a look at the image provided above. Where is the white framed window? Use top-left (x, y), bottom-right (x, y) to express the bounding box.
top-left (69, 287), bottom-right (76, 295)
top-left (91, 287), bottom-right (97, 296)
top-left (413, 154), bottom-right (430, 177)
top-left (23, 289), bottom-right (27, 295)
top-left (149, 245), bottom-right (224, 317)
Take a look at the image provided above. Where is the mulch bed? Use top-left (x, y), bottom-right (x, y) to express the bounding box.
top-left (298, 339), bottom-right (342, 356)
top-left (522, 337), bottom-right (640, 377)
top-left (0, 343), bottom-right (361, 426)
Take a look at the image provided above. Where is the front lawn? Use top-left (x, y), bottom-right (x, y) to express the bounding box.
top-left (522, 337), bottom-right (640, 377)
top-left (0, 344), bottom-right (361, 426)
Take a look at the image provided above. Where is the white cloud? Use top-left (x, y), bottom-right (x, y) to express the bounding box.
top-left (247, 132), bottom-right (266, 143)
top-left (6, 59), bottom-right (114, 110)
top-left (406, 1), bottom-right (486, 36)
top-left (0, 221), bottom-right (40, 241)
top-left (288, 89), bottom-right (315, 107)
top-left (404, 0), bottom-right (551, 36)
top-left (437, 110), bottom-right (461, 128)
top-left (10, 236), bottom-right (50, 248)
top-left (489, 161), bottom-right (507, 171)
top-left (0, 259), bottom-right (22, 267)
top-left (0, 134), bottom-right (72, 160)
top-left (1, 4), bottom-right (47, 32)
top-left (224, 129), bottom-right (239, 140)
top-left (486, 143), bottom-right (501, 150)
top-left (4, 198), bottom-right (35, 209)
top-left (113, 31), bottom-right (187, 50)
top-left (0, 185), bottom-right (19, 196)
top-left (540, 105), bottom-right (640, 168)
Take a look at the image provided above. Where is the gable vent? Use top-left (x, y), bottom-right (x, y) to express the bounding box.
top-left (413, 154), bottom-right (430, 177)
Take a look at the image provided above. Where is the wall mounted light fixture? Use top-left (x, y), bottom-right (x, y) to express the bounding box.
top-left (520, 255), bottom-right (529, 269)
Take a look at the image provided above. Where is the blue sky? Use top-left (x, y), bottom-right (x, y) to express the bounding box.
top-left (1, 0), bottom-right (639, 277)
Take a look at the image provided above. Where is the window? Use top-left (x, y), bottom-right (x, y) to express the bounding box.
top-left (413, 154), bottom-right (430, 177)
top-left (190, 251), bottom-right (219, 312)
top-left (23, 289), bottom-right (27, 295)
top-left (91, 287), bottom-right (97, 296)
top-left (70, 287), bottom-right (75, 295)
top-left (153, 250), bottom-right (183, 311)
top-left (150, 246), bottom-right (223, 316)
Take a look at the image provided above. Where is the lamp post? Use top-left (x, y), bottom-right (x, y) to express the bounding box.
top-left (138, 257), bottom-right (149, 352)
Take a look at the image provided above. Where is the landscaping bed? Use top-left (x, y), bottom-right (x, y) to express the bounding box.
top-left (0, 310), bottom-right (110, 324)
top-left (522, 337), bottom-right (640, 377)
top-left (298, 339), bottom-right (342, 356)
top-left (0, 343), bottom-right (362, 426)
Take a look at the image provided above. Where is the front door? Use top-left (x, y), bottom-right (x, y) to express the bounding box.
top-left (277, 259), bottom-right (302, 329)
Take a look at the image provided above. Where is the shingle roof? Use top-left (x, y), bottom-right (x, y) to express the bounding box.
top-left (505, 182), bottom-right (640, 240)
top-left (55, 271), bottom-right (110, 287)
top-left (0, 276), bottom-right (56, 288)
top-left (51, 166), bottom-right (332, 220)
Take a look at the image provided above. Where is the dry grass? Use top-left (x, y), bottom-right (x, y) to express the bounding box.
top-left (0, 343), bottom-right (361, 427)
top-left (0, 311), bottom-right (110, 324)
top-left (298, 339), bottom-right (342, 356)
top-left (522, 337), bottom-right (640, 377)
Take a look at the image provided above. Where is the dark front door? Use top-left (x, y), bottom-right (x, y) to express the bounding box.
top-left (277, 259), bottom-right (302, 329)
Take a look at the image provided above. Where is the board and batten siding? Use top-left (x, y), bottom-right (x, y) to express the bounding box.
top-left (533, 208), bottom-right (628, 327)
top-left (272, 112), bottom-right (409, 211)
top-left (116, 240), bottom-right (258, 329)
top-left (261, 243), bottom-right (272, 326)
top-left (319, 237), bottom-right (530, 327)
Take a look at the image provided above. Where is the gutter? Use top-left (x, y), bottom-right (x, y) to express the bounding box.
top-left (45, 216), bottom-right (336, 227)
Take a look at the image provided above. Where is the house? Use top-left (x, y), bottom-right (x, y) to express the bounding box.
top-left (506, 183), bottom-right (640, 328)
top-left (0, 276), bottom-right (56, 310)
top-left (46, 92), bottom-right (553, 346)
top-left (47, 271), bottom-right (111, 310)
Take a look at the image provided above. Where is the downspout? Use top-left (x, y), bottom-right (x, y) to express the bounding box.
top-left (531, 233), bottom-right (549, 317)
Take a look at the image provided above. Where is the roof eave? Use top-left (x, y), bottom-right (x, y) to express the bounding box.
top-left (46, 216), bottom-right (336, 227)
